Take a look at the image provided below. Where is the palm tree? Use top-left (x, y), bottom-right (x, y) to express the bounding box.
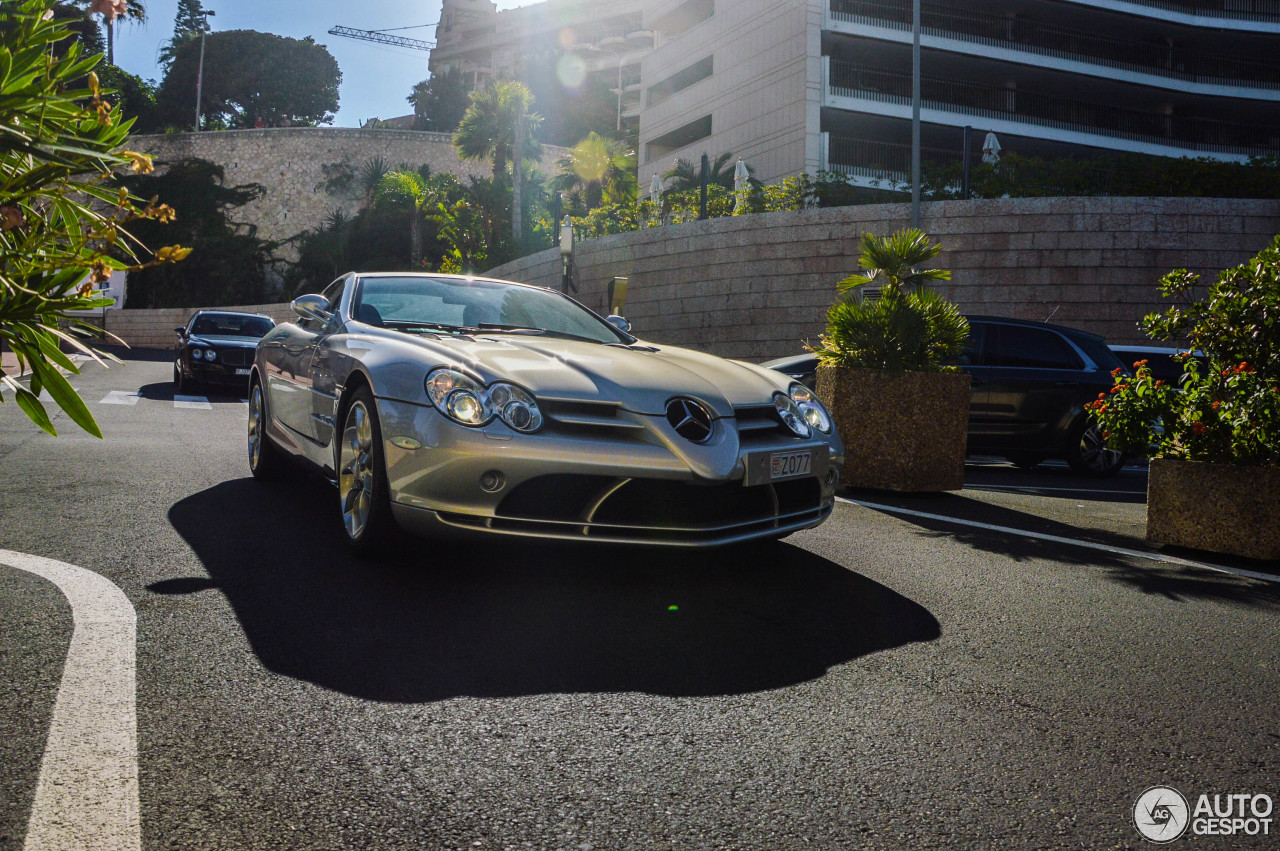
top-left (76, 0), bottom-right (147, 64)
top-left (452, 79), bottom-right (543, 183)
top-left (814, 229), bottom-right (969, 372)
top-left (550, 132), bottom-right (637, 211)
top-left (372, 169), bottom-right (454, 267)
top-left (662, 152), bottom-right (739, 192)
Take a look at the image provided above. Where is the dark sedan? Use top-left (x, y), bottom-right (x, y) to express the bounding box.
top-left (174, 311), bottom-right (275, 393)
top-left (763, 315), bottom-right (1132, 476)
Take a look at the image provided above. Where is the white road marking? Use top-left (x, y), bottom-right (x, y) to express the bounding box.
top-left (173, 394), bottom-right (211, 410)
top-left (0, 550), bottom-right (139, 851)
top-left (965, 484), bottom-right (1149, 496)
top-left (98, 391), bottom-right (141, 407)
top-left (839, 497), bottom-right (1280, 585)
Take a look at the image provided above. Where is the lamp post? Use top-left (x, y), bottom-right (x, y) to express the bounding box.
top-left (910, 0), bottom-right (921, 229)
top-left (194, 9), bottom-right (217, 132)
top-left (559, 215), bottom-right (574, 294)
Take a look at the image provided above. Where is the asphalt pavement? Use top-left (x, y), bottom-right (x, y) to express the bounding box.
top-left (1, 354), bottom-right (1277, 850)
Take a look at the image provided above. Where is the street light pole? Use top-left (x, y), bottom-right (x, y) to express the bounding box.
top-left (910, 0), bottom-right (921, 229)
top-left (194, 9), bottom-right (216, 132)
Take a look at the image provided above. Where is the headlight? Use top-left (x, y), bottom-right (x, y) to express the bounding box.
top-left (773, 392), bottom-right (811, 438)
top-left (203, 348), bottom-right (217, 362)
top-left (789, 382), bottom-right (831, 434)
top-left (425, 368), bottom-right (543, 433)
top-left (488, 381), bottom-right (543, 433)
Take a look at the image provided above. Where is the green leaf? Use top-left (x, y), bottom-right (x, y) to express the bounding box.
top-left (14, 387), bottom-right (55, 436)
top-left (26, 357), bottom-right (102, 439)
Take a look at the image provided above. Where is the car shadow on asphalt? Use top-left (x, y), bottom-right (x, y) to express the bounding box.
top-left (853, 492), bottom-right (1280, 608)
top-left (136, 381), bottom-right (248, 403)
top-left (161, 479), bottom-right (941, 703)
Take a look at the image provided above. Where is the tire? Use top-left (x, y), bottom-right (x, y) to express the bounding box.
top-left (336, 385), bottom-right (401, 556)
top-left (1007, 453), bottom-right (1045, 470)
top-left (247, 377), bottom-right (290, 480)
top-left (1066, 419), bottom-right (1125, 477)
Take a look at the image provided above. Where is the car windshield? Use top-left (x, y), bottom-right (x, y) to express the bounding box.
top-left (352, 276), bottom-right (627, 344)
top-left (191, 314), bottom-right (274, 337)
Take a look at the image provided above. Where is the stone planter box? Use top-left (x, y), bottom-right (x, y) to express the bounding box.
top-left (1147, 458), bottom-right (1280, 561)
top-left (816, 365), bottom-right (970, 493)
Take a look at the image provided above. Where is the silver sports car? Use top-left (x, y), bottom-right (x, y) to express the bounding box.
top-left (248, 272), bottom-right (845, 550)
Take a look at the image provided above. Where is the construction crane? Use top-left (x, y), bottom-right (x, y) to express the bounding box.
top-left (327, 25), bottom-right (434, 52)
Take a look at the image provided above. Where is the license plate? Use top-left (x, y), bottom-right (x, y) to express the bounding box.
top-left (235, 368), bottom-right (250, 376)
top-left (770, 450), bottom-right (811, 480)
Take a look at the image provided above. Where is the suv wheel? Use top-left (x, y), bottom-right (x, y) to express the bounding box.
top-left (1066, 420), bottom-right (1125, 477)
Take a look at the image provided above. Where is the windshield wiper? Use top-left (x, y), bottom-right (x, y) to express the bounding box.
top-left (477, 323), bottom-right (605, 343)
top-left (382, 320), bottom-right (478, 334)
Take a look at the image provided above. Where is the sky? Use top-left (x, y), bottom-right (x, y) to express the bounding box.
top-left (110, 0), bottom-right (526, 127)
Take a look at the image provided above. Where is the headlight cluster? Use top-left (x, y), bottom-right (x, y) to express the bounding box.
top-left (191, 347), bottom-right (217, 362)
top-left (774, 383), bottom-right (832, 438)
top-left (425, 368), bottom-right (543, 433)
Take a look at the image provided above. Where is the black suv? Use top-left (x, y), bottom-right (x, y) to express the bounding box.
top-left (762, 315), bottom-right (1131, 476)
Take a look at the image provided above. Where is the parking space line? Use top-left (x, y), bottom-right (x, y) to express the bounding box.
top-left (838, 497), bottom-right (1280, 585)
top-left (965, 484), bottom-right (1148, 496)
top-left (0, 550), bottom-right (140, 851)
top-left (98, 391), bottom-right (142, 407)
top-left (173, 395), bottom-right (211, 410)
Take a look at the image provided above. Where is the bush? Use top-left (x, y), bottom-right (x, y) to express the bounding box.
top-left (0, 1), bottom-right (184, 436)
top-left (812, 230), bottom-right (969, 372)
top-left (1092, 237), bottom-right (1280, 466)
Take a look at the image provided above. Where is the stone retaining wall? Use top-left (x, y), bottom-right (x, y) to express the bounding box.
top-left (129, 128), bottom-right (568, 261)
top-left (486, 197), bottom-right (1280, 359)
top-left (103, 196), bottom-right (1280, 359)
top-left (95, 303), bottom-right (295, 350)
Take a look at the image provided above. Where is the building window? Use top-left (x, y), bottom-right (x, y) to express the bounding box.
top-left (645, 114), bottom-right (713, 162)
top-left (647, 56), bottom-right (713, 108)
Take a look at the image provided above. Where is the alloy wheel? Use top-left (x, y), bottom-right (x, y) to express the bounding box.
top-left (339, 401), bottom-right (375, 540)
top-left (1077, 423), bottom-right (1122, 473)
top-left (248, 384), bottom-right (265, 470)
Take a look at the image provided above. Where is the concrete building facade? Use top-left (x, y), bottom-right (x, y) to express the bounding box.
top-left (428, 0), bottom-right (1280, 188)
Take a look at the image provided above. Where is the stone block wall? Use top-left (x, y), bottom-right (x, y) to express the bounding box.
top-left (96, 302), bottom-right (295, 350)
top-left (487, 197), bottom-right (1280, 359)
top-left (105, 197), bottom-right (1280, 360)
top-left (129, 128), bottom-right (569, 261)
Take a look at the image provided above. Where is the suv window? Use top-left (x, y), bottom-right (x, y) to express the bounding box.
top-left (986, 324), bottom-right (1083, 370)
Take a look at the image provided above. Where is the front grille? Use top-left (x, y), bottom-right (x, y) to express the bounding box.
top-left (541, 399), bottom-right (643, 436)
top-left (216, 348), bottom-right (251, 367)
top-left (733, 404), bottom-right (792, 446)
top-left (489, 474), bottom-right (825, 544)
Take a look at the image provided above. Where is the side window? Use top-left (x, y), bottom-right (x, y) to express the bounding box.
top-left (957, 321), bottom-right (987, 366)
top-left (321, 277), bottom-right (348, 314)
top-left (987, 325), bottom-right (1084, 370)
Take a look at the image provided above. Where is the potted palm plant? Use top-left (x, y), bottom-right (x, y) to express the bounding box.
top-left (1091, 237), bottom-right (1280, 560)
top-left (812, 229), bottom-right (971, 492)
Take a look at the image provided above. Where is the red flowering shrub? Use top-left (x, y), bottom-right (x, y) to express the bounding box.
top-left (1092, 238), bottom-right (1280, 466)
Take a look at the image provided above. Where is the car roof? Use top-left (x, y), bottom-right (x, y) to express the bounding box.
top-left (760, 353), bottom-right (817, 368)
top-left (190, 310), bottom-right (273, 320)
top-left (1108, 344), bottom-right (1186, 354)
top-left (965, 314), bottom-right (1105, 342)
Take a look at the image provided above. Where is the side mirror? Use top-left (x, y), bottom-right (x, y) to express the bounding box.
top-left (292, 294), bottom-right (333, 324)
top-left (606, 314), bottom-right (631, 334)
top-left (174, 326), bottom-right (186, 336)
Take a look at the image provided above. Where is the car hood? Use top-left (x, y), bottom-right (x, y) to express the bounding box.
top-left (188, 334), bottom-right (262, 347)
top-left (388, 333), bottom-right (789, 417)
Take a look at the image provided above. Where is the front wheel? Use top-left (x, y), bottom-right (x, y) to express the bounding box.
top-left (337, 386), bottom-right (400, 555)
top-left (247, 378), bottom-right (290, 480)
top-left (1066, 420), bottom-right (1125, 477)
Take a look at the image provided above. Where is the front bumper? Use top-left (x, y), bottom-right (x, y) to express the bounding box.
top-left (377, 396), bottom-right (843, 547)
